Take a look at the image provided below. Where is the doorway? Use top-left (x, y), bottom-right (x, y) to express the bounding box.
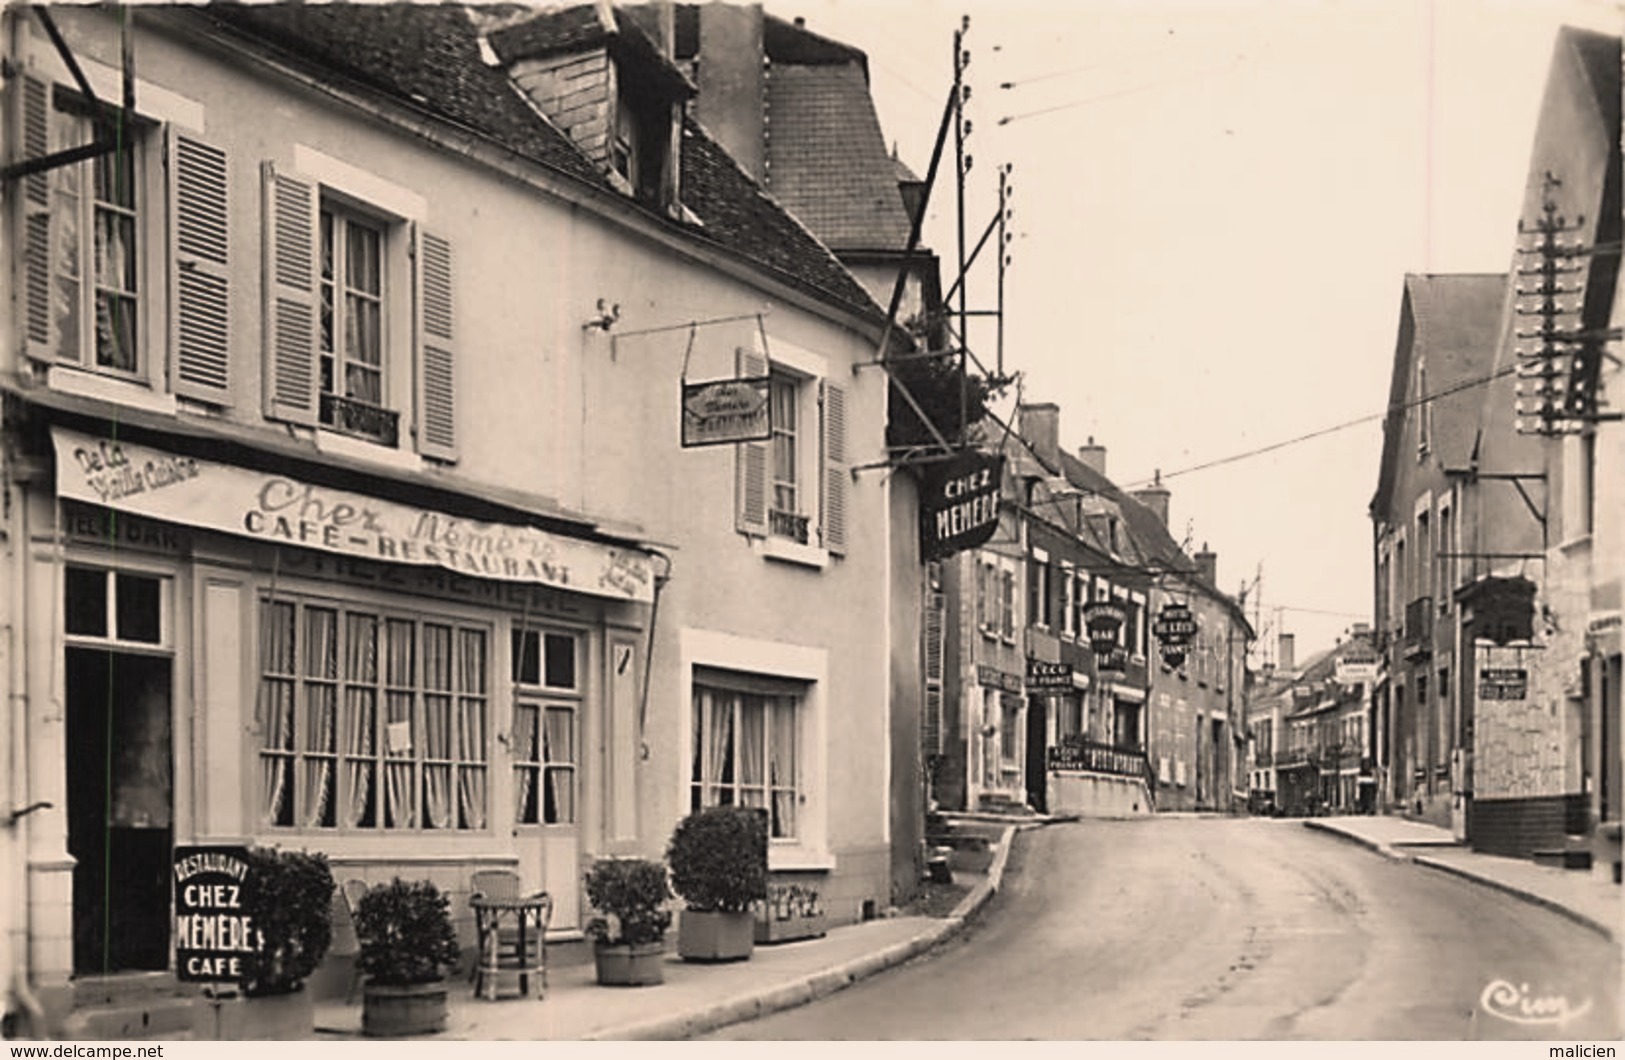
top-left (66, 647), bottom-right (173, 974)
top-left (1024, 694), bottom-right (1048, 813)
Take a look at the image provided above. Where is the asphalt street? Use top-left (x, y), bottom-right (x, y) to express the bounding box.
top-left (705, 816), bottom-right (1621, 1040)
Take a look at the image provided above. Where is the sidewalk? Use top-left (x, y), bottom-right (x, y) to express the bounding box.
top-left (1303, 816), bottom-right (1621, 941)
top-left (314, 822), bottom-right (1018, 1040)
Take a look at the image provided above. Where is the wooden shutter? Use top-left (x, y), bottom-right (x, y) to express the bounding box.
top-left (821, 378), bottom-right (849, 554)
top-left (19, 75), bottom-right (54, 360)
top-left (170, 129), bottom-right (230, 403)
top-left (262, 163), bottom-right (318, 425)
top-left (923, 590), bottom-right (946, 754)
top-left (415, 228), bottom-right (457, 461)
top-left (735, 346), bottom-right (769, 537)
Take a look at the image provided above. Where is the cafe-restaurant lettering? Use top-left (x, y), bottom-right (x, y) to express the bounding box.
top-left (919, 452), bottom-right (1005, 561)
top-left (51, 428), bottom-right (655, 603)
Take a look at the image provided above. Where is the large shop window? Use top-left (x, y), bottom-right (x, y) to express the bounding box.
top-left (690, 672), bottom-right (803, 840)
top-left (511, 628), bottom-right (580, 826)
top-left (258, 599), bottom-right (488, 832)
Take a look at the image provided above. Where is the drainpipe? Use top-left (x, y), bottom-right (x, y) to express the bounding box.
top-left (6, 478), bottom-right (46, 1037)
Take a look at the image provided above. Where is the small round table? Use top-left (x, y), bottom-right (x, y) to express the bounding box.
top-left (469, 893), bottom-right (552, 1000)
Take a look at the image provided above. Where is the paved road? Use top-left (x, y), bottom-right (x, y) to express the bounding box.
top-left (705, 817), bottom-right (1621, 1040)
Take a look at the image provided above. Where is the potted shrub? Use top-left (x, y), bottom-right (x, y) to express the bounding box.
top-left (353, 878), bottom-right (461, 1037)
top-left (666, 805), bottom-right (767, 962)
top-left (584, 858), bottom-right (672, 986)
top-left (208, 846), bottom-right (334, 1040)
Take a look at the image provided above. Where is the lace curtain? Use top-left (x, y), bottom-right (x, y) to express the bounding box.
top-left (457, 629), bottom-right (487, 830)
top-left (259, 601), bottom-right (296, 826)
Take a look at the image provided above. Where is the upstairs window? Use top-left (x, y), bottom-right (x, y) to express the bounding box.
top-left (263, 164), bottom-right (456, 460)
top-left (318, 204), bottom-right (390, 443)
top-left (17, 75), bottom-right (230, 402)
top-left (735, 347), bottom-right (848, 555)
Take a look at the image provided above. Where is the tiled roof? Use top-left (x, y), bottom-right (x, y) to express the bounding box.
top-left (197, 2), bottom-right (608, 187)
top-left (186, 3), bottom-right (880, 323)
top-left (679, 113), bottom-right (884, 319)
top-left (766, 62), bottom-right (914, 252)
top-left (763, 14), bottom-right (869, 67)
top-left (1370, 273), bottom-right (1506, 516)
top-left (486, 4), bottom-right (612, 61)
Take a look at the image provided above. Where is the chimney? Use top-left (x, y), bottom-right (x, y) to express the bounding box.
top-left (1017, 402), bottom-right (1060, 470)
top-left (695, 3), bottom-right (767, 181)
top-left (1194, 542), bottom-right (1217, 586)
top-left (1131, 470), bottom-right (1170, 527)
top-left (1278, 632), bottom-right (1296, 673)
top-left (1077, 436), bottom-right (1106, 476)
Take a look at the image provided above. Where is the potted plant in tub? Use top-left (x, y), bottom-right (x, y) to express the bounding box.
top-left (667, 805), bottom-right (767, 962)
top-left (206, 846), bottom-right (334, 1040)
top-left (354, 878), bottom-right (461, 1036)
top-left (584, 857), bottom-right (672, 986)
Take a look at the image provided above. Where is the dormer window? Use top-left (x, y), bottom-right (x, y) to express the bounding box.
top-left (609, 64), bottom-right (678, 209)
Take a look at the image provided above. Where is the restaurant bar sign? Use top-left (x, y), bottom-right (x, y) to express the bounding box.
top-left (681, 375), bottom-right (771, 447)
top-left (51, 428), bottom-right (654, 603)
top-left (173, 846), bottom-right (256, 982)
top-left (919, 452), bottom-right (1005, 561)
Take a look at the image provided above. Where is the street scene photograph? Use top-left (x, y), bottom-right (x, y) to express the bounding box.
top-left (0, 0), bottom-right (1619, 1047)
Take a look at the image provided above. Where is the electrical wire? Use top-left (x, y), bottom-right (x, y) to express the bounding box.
top-left (1118, 361), bottom-right (1522, 490)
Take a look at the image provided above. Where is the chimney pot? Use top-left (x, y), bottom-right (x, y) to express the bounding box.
top-left (1077, 437), bottom-right (1106, 476)
top-left (1278, 632), bottom-right (1296, 673)
top-left (1194, 543), bottom-right (1217, 586)
top-left (1017, 402), bottom-right (1060, 470)
top-left (1131, 468), bottom-right (1171, 526)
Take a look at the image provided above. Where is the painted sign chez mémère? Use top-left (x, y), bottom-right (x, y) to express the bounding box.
top-left (51, 427), bottom-right (654, 603)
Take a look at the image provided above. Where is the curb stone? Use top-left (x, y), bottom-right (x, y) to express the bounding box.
top-left (584, 822), bottom-right (1021, 1040)
top-left (1303, 820), bottom-right (1615, 942)
top-left (1410, 855), bottom-right (1615, 942)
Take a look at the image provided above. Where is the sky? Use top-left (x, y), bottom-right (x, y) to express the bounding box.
top-left (764, 0), bottom-right (1621, 662)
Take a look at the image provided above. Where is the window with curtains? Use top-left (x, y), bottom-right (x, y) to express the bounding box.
top-left (511, 628), bottom-right (581, 826)
top-left (49, 100), bottom-right (149, 373)
top-left (690, 680), bottom-right (801, 840)
top-left (257, 598), bottom-right (488, 831)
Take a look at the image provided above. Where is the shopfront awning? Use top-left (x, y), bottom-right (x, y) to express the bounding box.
top-left (52, 427), bottom-right (655, 603)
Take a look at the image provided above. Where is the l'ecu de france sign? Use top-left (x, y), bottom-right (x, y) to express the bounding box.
top-left (174, 846), bottom-right (257, 982)
top-left (919, 452), bottom-right (1005, 562)
top-left (682, 376), bottom-right (771, 447)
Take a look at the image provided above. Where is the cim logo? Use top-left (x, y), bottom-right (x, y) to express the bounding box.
top-left (1480, 979), bottom-right (1593, 1026)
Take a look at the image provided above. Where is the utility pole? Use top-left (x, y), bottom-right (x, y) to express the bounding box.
top-left (953, 16), bottom-right (971, 436)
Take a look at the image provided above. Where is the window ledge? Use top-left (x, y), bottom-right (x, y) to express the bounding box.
top-left (46, 365), bottom-right (177, 416)
top-left (316, 428), bottom-right (425, 474)
top-left (758, 535), bottom-right (830, 570)
top-left (768, 849), bottom-right (835, 873)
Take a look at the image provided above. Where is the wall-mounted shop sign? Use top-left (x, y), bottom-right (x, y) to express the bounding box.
top-left (1152, 602), bottom-right (1197, 647)
top-left (1025, 658), bottom-right (1073, 690)
top-left (1160, 647), bottom-right (1187, 669)
top-left (173, 846), bottom-right (256, 982)
top-left (919, 452), bottom-right (1005, 561)
top-left (52, 428), bottom-right (654, 603)
top-left (1479, 667), bottom-right (1529, 700)
top-left (1335, 655), bottom-right (1380, 685)
top-left (976, 664), bottom-right (1024, 694)
top-left (1082, 601), bottom-right (1126, 656)
top-left (681, 376), bottom-right (771, 447)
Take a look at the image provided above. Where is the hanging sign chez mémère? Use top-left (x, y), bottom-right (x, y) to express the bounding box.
top-left (51, 428), bottom-right (654, 603)
top-left (919, 451), bottom-right (1005, 562)
top-left (681, 374), bottom-right (771, 448)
